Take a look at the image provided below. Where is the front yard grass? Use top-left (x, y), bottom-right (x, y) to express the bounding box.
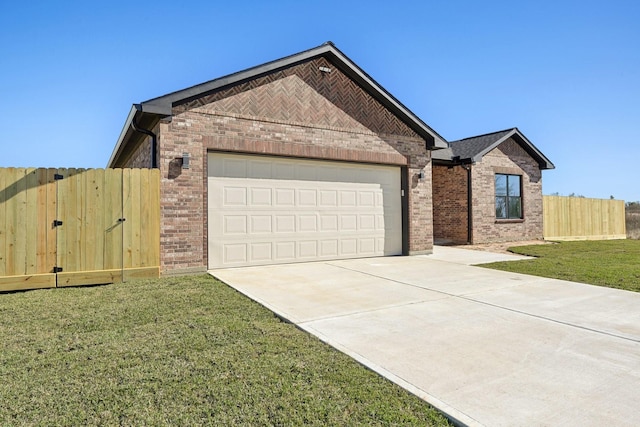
top-left (482, 240), bottom-right (640, 292)
top-left (0, 275), bottom-right (450, 426)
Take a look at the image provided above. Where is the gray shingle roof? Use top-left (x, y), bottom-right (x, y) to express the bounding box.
top-left (432, 128), bottom-right (554, 170)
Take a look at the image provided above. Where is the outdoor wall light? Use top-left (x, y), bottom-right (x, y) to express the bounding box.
top-left (182, 152), bottom-right (190, 169)
top-left (418, 170), bottom-right (425, 180)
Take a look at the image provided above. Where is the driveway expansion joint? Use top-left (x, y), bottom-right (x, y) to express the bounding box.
top-left (328, 262), bottom-right (640, 344)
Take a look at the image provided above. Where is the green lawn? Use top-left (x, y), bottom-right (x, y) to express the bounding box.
top-left (0, 275), bottom-right (450, 426)
top-left (482, 240), bottom-right (640, 292)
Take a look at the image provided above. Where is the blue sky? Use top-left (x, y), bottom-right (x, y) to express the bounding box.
top-left (1, 1), bottom-right (638, 201)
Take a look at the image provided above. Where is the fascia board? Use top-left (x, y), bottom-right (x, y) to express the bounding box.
top-left (107, 105), bottom-right (137, 168)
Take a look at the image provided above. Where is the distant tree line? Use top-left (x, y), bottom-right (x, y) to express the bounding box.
top-left (547, 192), bottom-right (587, 198)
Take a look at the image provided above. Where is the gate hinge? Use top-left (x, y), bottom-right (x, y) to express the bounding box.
top-left (54, 174), bottom-right (64, 180)
top-left (53, 220), bottom-right (63, 227)
top-left (53, 266), bottom-right (63, 273)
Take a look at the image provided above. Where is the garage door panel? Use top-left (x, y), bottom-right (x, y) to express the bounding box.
top-left (275, 215), bottom-right (295, 233)
top-left (250, 187), bottom-right (272, 205)
top-left (224, 215), bottom-right (247, 234)
top-left (272, 242), bottom-right (293, 260)
top-left (340, 215), bottom-right (357, 231)
top-left (341, 239), bottom-right (357, 255)
top-left (359, 238), bottom-right (376, 254)
top-left (250, 215), bottom-right (272, 233)
top-left (224, 243), bottom-right (247, 264)
top-left (320, 239), bottom-right (338, 256)
top-left (298, 215), bottom-right (317, 232)
top-left (319, 190), bottom-right (338, 206)
top-left (298, 241), bottom-right (317, 258)
top-left (320, 215), bottom-right (338, 231)
top-left (223, 187), bottom-right (247, 206)
top-left (250, 242), bottom-right (272, 262)
top-left (208, 153), bottom-right (402, 269)
top-left (298, 189), bottom-right (317, 206)
top-left (275, 188), bottom-right (295, 206)
top-left (359, 191), bottom-right (376, 207)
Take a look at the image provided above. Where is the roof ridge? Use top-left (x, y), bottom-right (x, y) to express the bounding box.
top-left (450, 127), bottom-right (516, 143)
top-left (142, 42), bottom-right (331, 106)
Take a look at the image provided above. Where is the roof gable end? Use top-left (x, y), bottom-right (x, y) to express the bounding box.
top-left (140, 42), bottom-right (447, 149)
top-left (441, 128), bottom-right (554, 170)
top-left (109, 42), bottom-right (447, 167)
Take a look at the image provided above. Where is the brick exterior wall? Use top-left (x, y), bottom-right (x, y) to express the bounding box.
top-left (432, 164), bottom-right (469, 244)
top-left (470, 138), bottom-right (543, 243)
top-left (119, 138), bottom-right (152, 169)
top-left (152, 56), bottom-right (434, 274)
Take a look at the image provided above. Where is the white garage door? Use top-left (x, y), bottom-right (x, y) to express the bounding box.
top-left (208, 153), bottom-right (402, 269)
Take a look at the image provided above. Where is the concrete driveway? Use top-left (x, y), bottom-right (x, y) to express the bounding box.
top-left (210, 246), bottom-right (640, 426)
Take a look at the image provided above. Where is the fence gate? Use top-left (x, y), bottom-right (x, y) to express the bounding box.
top-left (0, 168), bottom-right (160, 292)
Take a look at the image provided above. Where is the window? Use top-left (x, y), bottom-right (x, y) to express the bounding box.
top-left (495, 174), bottom-right (522, 219)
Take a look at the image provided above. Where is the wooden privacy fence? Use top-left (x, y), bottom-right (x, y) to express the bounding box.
top-left (543, 196), bottom-right (626, 241)
top-left (0, 168), bottom-right (160, 292)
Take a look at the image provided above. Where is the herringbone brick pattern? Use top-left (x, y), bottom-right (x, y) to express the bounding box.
top-left (175, 58), bottom-right (420, 138)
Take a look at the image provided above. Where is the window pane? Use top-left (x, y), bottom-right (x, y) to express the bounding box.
top-left (507, 175), bottom-right (521, 197)
top-left (496, 197), bottom-right (507, 218)
top-left (508, 196), bottom-right (522, 218)
top-left (495, 175), bottom-right (507, 196)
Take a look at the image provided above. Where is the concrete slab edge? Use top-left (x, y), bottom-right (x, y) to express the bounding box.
top-left (299, 322), bottom-right (485, 427)
top-left (209, 273), bottom-right (483, 426)
top-left (209, 272), bottom-right (303, 324)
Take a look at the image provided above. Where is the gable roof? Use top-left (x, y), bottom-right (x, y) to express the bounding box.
top-left (432, 127), bottom-right (554, 170)
top-left (108, 42), bottom-right (447, 167)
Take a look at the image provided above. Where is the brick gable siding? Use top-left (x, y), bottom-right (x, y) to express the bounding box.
top-left (175, 57), bottom-right (421, 139)
top-left (120, 134), bottom-right (154, 169)
top-left (134, 57), bottom-right (434, 274)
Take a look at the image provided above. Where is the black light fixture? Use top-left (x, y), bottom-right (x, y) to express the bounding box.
top-left (418, 170), bottom-right (425, 180)
top-left (182, 152), bottom-right (190, 169)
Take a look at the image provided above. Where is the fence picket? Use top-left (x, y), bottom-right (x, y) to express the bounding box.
top-left (0, 169), bottom-right (6, 278)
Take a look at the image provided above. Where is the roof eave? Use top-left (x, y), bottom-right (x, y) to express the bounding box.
top-left (510, 129), bottom-right (555, 170)
top-left (107, 104), bottom-right (169, 168)
top-left (471, 128), bottom-right (554, 170)
top-left (107, 105), bottom-right (138, 168)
